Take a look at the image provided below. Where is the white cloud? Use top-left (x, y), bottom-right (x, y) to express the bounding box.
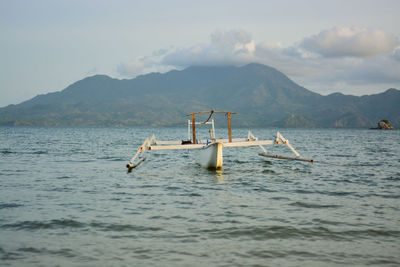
top-left (117, 57), bottom-right (151, 77)
top-left (117, 54), bottom-right (172, 77)
top-left (161, 30), bottom-right (256, 68)
top-left (301, 27), bottom-right (399, 58)
top-left (210, 30), bottom-right (253, 53)
top-left (117, 30), bottom-right (257, 76)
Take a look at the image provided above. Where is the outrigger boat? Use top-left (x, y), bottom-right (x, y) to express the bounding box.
top-left (126, 110), bottom-right (313, 171)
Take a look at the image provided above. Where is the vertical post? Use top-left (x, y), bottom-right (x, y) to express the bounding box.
top-left (192, 113), bottom-right (196, 144)
top-left (227, 112), bottom-right (232, 143)
top-left (211, 119), bottom-right (215, 139)
top-left (187, 120), bottom-right (191, 140)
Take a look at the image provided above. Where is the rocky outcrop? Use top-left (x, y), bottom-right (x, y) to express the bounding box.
top-left (375, 119), bottom-right (395, 130)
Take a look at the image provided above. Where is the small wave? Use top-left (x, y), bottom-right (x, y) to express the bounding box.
top-left (207, 219), bottom-right (242, 225)
top-left (262, 169), bottom-right (276, 174)
top-left (89, 222), bottom-right (163, 232)
top-left (32, 151), bottom-right (48, 155)
top-left (97, 156), bottom-right (125, 161)
top-left (312, 219), bottom-right (343, 226)
top-left (0, 203), bottom-right (23, 209)
top-left (44, 187), bottom-right (74, 193)
top-left (2, 219), bottom-right (85, 230)
top-left (137, 184), bottom-right (160, 189)
top-left (2, 219), bottom-right (164, 233)
top-left (0, 149), bottom-right (16, 154)
top-left (384, 175), bottom-right (400, 181)
top-left (368, 258), bottom-right (400, 265)
top-left (66, 159), bottom-right (95, 163)
top-left (0, 250), bottom-right (23, 260)
top-left (269, 196), bottom-right (290, 200)
top-left (195, 225), bottom-right (303, 240)
top-left (329, 153), bottom-right (356, 158)
top-left (326, 191), bottom-right (356, 196)
top-left (247, 249), bottom-right (318, 259)
top-left (365, 147), bottom-right (390, 153)
top-left (57, 175), bottom-right (72, 179)
top-left (294, 189), bottom-right (315, 194)
top-left (356, 162), bottom-right (384, 167)
top-left (17, 247), bottom-right (42, 253)
top-left (166, 186), bottom-right (181, 191)
top-left (289, 201), bottom-right (341, 209)
top-left (230, 159), bottom-right (251, 164)
top-left (112, 191), bottom-right (132, 195)
top-left (369, 193), bottom-right (400, 199)
top-left (252, 187), bottom-right (276, 193)
top-left (294, 189), bottom-right (356, 197)
top-left (261, 160), bottom-right (273, 165)
top-left (17, 247), bottom-right (78, 258)
top-left (46, 248), bottom-right (77, 258)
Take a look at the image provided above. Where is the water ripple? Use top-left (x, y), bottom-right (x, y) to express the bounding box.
top-left (0, 203), bottom-right (24, 209)
top-left (2, 219), bottom-right (85, 230)
top-left (289, 201), bottom-right (341, 209)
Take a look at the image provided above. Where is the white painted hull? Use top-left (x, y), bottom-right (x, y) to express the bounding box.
top-left (198, 142), bottom-right (223, 169)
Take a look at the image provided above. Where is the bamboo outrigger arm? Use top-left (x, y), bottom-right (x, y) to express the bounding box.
top-left (126, 135), bottom-right (156, 170)
top-left (258, 131), bottom-right (314, 163)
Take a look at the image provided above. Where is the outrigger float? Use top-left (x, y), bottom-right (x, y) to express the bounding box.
top-left (126, 110), bottom-right (313, 171)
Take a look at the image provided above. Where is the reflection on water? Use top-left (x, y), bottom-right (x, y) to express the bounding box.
top-left (213, 168), bottom-right (225, 183)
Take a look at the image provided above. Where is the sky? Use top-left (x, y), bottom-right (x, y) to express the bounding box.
top-left (1, 0), bottom-right (399, 107)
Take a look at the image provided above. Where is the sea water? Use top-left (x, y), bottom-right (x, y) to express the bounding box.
top-left (0, 127), bottom-right (399, 266)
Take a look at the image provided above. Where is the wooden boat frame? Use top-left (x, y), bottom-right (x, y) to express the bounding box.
top-left (126, 110), bottom-right (313, 170)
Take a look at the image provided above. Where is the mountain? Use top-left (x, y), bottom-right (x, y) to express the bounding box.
top-left (1, 63), bottom-right (399, 128)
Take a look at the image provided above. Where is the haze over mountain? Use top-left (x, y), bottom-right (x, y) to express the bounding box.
top-left (1, 63), bottom-right (399, 128)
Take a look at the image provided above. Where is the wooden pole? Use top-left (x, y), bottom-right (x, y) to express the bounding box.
top-left (227, 112), bottom-right (232, 143)
top-left (192, 113), bottom-right (196, 144)
top-left (258, 153), bottom-right (314, 163)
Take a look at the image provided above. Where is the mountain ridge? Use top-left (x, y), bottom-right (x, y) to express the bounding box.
top-left (1, 63), bottom-right (399, 128)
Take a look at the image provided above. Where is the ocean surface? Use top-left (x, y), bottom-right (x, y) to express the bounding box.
top-left (1, 126), bottom-right (399, 266)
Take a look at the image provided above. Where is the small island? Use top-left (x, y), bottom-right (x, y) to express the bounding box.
top-left (371, 119), bottom-right (395, 130)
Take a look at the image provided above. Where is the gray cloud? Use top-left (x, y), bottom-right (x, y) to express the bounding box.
top-left (300, 27), bottom-right (399, 58)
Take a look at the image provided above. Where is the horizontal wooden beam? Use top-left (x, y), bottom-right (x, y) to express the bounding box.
top-left (187, 110), bottom-right (237, 116)
top-left (148, 140), bottom-right (275, 150)
top-left (223, 140), bottom-right (274, 147)
top-left (149, 144), bottom-right (204, 150)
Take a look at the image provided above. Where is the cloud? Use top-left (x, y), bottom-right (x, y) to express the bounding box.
top-left (117, 28), bottom-right (400, 95)
top-left (300, 27), bottom-right (399, 58)
top-left (210, 30), bottom-right (254, 53)
top-left (117, 54), bottom-right (174, 77)
top-left (161, 30), bottom-right (255, 67)
top-left (117, 57), bottom-right (154, 77)
top-left (117, 30), bottom-right (256, 76)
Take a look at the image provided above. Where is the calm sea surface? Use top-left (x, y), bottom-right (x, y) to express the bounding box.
top-left (1, 127), bottom-right (399, 266)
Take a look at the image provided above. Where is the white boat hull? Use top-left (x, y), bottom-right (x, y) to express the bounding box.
top-left (198, 142), bottom-right (223, 169)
